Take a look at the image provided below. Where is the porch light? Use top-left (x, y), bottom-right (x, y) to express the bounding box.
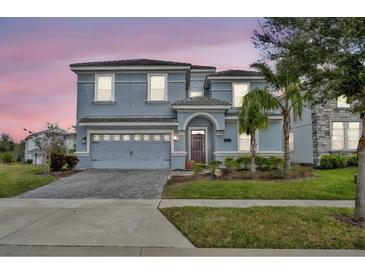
top-left (82, 137), bottom-right (87, 144)
top-left (173, 135), bottom-right (179, 141)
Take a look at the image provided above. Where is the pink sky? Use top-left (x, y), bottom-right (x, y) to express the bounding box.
top-left (0, 18), bottom-right (261, 142)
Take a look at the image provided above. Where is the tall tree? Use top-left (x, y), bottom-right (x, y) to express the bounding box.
top-left (254, 17), bottom-right (365, 225)
top-left (238, 88), bottom-right (277, 172)
top-left (250, 61), bottom-right (305, 170)
top-left (0, 133), bottom-right (14, 152)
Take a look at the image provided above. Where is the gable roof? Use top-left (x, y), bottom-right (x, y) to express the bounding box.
top-left (172, 96), bottom-right (230, 106)
top-left (210, 70), bottom-right (261, 77)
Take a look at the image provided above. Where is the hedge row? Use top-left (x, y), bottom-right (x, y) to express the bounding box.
top-left (319, 153), bottom-right (358, 169)
top-left (192, 155), bottom-right (285, 175)
top-left (50, 154), bottom-right (79, 171)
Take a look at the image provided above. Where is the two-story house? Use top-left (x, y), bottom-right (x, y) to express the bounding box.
top-left (70, 59), bottom-right (284, 169)
top-left (291, 96), bottom-right (362, 165)
top-left (24, 130), bottom-right (76, 165)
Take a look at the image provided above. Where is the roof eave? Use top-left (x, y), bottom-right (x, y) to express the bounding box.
top-left (70, 65), bottom-right (191, 72)
top-left (207, 76), bottom-right (265, 80)
top-left (171, 105), bottom-right (231, 110)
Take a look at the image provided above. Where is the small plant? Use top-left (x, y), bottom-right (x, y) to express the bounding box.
top-left (192, 162), bottom-right (205, 176)
top-left (208, 160), bottom-right (221, 174)
top-left (26, 159), bottom-right (33, 164)
top-left (1, 152), bottom-right (13, 163)
top-left (224, 157), bottom-right (239, 171)
top-left (347, 153), bottom-right (358, 166)
top-left (319, 154), bottom-right (349, 169)
top-left (236, 156), bottom-right (251, 170)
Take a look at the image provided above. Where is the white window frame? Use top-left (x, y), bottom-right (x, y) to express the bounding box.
top-left (148, 73), bottom-right (168, 102)
top-left (289, 132), bottom-right (294, 152)
top-left (94, 74), bottom-right (115, 102)
top-left (134, 135), bottom-right (141, 141)
top-left (164, 134), bottom-right (171, 142)
top-left (347, 122), bottom-right (360, 150)
top-left (238, 132), bottom-right (251, 151)
top-left (112, 134), bottom-right (120, 141)
top-left (331, 122), bottom-right (345, 151)
top-left (143, 135), bottom-right (150, 141)
top-left (232, 82), bottom-right (250, 108)
top-left (103, 135), bottom-right (111, 141)
top-left (337, 95), bottom-right (350, 108)
top-left (93, 135), bottom-right (100, 142)
top-left (122, 135), bottom-right (130, 141)
top-left (153, 135), bottom-right (161, 141)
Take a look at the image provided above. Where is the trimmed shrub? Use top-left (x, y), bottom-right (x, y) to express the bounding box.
top-left (235, 155), bottom-right (251, 170)
top-left (319, 154), bottom-right (352, 169)
top-left (224, 157), bottom-right (239, 171)
top-left (50, 154), bottom-right (65, 171)
top-left (192, 162), bottom-right (205, 176)
top-left (1, 152), bottom-right (13, 163)
top-left (347, 153), bottom-right (358, 166)
top-left (64, 155), bottom-right (79, 170)
top-left (26, 159), bottom-right (33, 164)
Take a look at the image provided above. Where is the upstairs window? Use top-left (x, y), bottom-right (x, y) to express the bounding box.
top-left (337, 95), bottom-right (350, 108)
top-left (95, 75), bottom-right (114, 102)
top-left (190, 90), bottom-right (203, 97)
top-left (239, 133), bottom-right (251, 151)
top-left (233, 83), bottom-right (249, 107)
top-left (148, 74), bottom-right (167, 101)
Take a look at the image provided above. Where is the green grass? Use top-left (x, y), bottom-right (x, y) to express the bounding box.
top-left (163, 168), bottom-right (357, 200)
top-left (0, 163), bottom-right (56, 198)
top-left (161, 206), bottom-right (365, 249)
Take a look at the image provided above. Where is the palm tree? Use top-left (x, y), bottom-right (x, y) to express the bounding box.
top-left (238, 92), bottom-right (276, 172)
top-left (249, 62), bottom-right (305, 171)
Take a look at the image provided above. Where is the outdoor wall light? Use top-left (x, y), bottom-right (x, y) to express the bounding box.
top-left (82, 137), bottom-right (87, 144)
top-left (173, 135), bottom-right (179, 141)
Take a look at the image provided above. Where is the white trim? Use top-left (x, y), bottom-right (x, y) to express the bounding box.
top-left (207, 76), bottom-right (265, 80)
top-left (76, 129), bottom-right (175, 156)
top-left (225, 115), bottom-right (283, 120)
top-left (78, 122), bottom-right (178, 126)
top-left (71, 66), bottom-right (191, 71)
top-left (188, 127), bottom-right (209, 164)
top-left (172, 105), bottom-right (231, 110)
top-left (232, 82), bottom-right (250, 108)
top-left (148, 73), bottom-right (168, 102)
top-left (181, 112), bottom-right (222, 131)
top-left (172, 151), bottom-right (187, 156)
top-left (94, 74), bottom-right (115, 102)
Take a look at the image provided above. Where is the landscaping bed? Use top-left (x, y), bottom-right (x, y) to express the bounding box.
top-left (163, 167), bottom-right (356, 200)
top-left (0, 163), bottom-right (56, 197)
top-left (161, 206), bottom-right (365, 249)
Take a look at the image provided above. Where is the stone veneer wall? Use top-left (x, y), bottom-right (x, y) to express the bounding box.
top-left (311, 100), bottom-right (361, 165)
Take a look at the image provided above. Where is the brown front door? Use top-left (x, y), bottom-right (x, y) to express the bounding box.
top-left (191, 130), bottom-right (206, 163)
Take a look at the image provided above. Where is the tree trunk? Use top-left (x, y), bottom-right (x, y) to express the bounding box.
top-left (283, 107), bottom-right (291, 171)
top-left (355, 115), bottom-right (365, 225)
top-left (250, 133), bottom-right (257, 173)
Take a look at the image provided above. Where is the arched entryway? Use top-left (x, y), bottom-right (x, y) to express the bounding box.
top-left (186, 116), bottom-right (215, 164)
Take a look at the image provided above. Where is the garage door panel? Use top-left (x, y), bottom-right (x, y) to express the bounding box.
top-left (90, 134), bottom-right (171, 169)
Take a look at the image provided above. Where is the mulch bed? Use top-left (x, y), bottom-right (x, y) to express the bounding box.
top-left (50, 169), bottom-right (83, 179)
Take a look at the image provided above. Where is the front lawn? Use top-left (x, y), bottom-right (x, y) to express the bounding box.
top-left (163, 168), bottom-right (356, 200)
top-left (0, 163), bottom-right (56, 198)
top-left (161, 206), bottom-right (365, 249)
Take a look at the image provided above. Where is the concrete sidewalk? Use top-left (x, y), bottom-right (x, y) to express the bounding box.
top-left (0, 199), bottom-right (193, 248)
top-left (159, 199), bottom-right (355, 208)
top-left (0, 245), bottom-right (364, 256)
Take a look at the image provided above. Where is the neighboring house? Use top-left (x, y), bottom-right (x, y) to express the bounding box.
top-left (292, 96), bottom-right (362, 165)
top-left (24, 130), bottom-right (76, 165)
top-left (70, 59), bottom-right (284, 169)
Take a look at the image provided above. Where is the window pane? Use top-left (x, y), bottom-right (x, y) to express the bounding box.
top-left (103, 135), bottom-right (110, 141)
top-left (93, 135), bottom-right (100, 141)
top-left (190, 91), bottom-right (203, 97)
top-left (143, 135), bottom-right (150, 141)
top-left (122, 135), bottom-right (130, 141)
top-left (112, 135), bottom-right (120, 141)
top-left (337, 95), bottom-right (350, 108)
top-left (96, 76), bottom-right (112, 101)
top-left (164, 134), bottom-right (171, 142)
top-left (348, 122), bottom-right (360, 149)
top-left (331, 122), bottom-right (344, 150)
top-left (289, 132), bottom-right (294, 152)
top-left (233, 83), bottom-right (249, 107)
top-left (239, 133), bottom-right (251, 151)
top-left (134, 135), bottom-right (141, 141)
top-left (149, 75), bottom-right (166, 101)
top-left (154, 135), bottom-right (161, 141)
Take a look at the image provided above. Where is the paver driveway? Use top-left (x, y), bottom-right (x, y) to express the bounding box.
top-left (17, 169), bottom-right (169, 199)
